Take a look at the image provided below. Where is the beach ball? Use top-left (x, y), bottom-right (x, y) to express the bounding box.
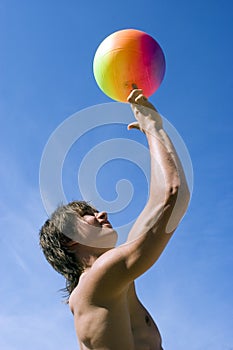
top-left (93, 29), bottom-right (166, 102)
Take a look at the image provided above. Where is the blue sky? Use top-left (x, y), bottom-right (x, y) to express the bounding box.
top-left (1, 0), bottom-right (233, 349)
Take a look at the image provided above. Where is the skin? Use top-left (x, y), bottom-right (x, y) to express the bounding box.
top-left (69, 90), bottom-right (190, 350)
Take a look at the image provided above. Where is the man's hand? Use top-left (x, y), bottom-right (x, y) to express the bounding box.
top-left (127, 89), bottom-right (163, 132)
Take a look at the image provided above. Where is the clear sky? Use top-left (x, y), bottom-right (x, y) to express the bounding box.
top-left (1, 1), bottom-right (233, 349)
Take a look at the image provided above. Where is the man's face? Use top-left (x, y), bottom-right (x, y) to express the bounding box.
top-left (82, 211), bottom-right (113, 229)
top-left (68, 208), bottom-right (118, 249)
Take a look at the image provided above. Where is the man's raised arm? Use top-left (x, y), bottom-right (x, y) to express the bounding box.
top-left (126, 89), bottom-right (190, 243)
top-left (92, 90), bottom-right (190, 289)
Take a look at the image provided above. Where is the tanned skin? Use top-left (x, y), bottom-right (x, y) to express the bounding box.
top-left (68, 90), bottom-right (190, 350)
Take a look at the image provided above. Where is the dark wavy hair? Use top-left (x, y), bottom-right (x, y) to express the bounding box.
top-left (39, 201), bottom-right (97, 299)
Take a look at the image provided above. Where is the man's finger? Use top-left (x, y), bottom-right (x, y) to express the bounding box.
top-left (127, 89), bottom-right (143, 103)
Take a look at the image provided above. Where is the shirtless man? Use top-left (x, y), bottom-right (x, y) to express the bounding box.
top-left (39, 89), bottom-right (190, 350)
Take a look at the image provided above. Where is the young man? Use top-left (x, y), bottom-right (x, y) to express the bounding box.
top-left (40, 89), bottom-right (190, 350)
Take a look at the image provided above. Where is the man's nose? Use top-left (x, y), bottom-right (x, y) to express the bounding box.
top-left (95, 211), bottom-right (107, 222)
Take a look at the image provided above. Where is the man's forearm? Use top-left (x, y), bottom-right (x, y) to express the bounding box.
top-left (145, 123), bottom-right (180, 199)
top-left (145, 118), bottom-right (190, 233)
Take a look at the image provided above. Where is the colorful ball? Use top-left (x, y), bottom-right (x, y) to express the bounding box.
top-left (93, 29), bottom-right (166, 102)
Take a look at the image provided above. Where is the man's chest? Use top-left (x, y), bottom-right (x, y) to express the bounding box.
top-left (71, 289), bottom-right (162, 350)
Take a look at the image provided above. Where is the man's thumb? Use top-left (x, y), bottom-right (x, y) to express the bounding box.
top-left (127, 122), bottom-right (140, 130)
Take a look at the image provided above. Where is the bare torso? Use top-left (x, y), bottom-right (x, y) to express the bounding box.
top-left (69, 275), bottom-right (163, 350)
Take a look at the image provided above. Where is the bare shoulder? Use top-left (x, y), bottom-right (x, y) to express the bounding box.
top-left (69, 226), bottom-right (170, 312)
top-left (69, 247), bottom-right (128, 309)
top-left (70, 223), bottom-right (173, 311)
top-left (68, 257), bottom-right (130, 315)
top-left (68, 253), bottom-right (117, 309)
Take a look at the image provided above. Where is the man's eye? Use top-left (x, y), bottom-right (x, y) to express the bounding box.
top-left (82, 211), bottom-right (96, 217)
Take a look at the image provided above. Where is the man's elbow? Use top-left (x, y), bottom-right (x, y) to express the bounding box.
top-left (166, 174), bottom-right (190, 206)
top-left (164, 179), bottom-right (181, 204)
top-left (164, 181), bottom-right (190, 233)
top-left (165, 179), bottom-right (190, 212)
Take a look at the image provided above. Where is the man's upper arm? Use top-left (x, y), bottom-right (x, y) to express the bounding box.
top-left (91, 193), bottom-right (177, 295)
